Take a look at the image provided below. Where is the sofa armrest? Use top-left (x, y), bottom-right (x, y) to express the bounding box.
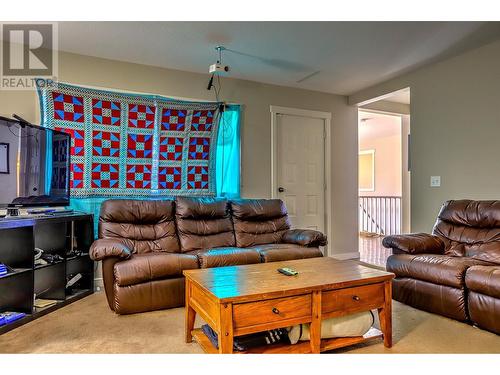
top-left (282, 229), bottom-right (327, 247)
top-left (382, 233), bottom-right (444, 255)
top-left (90, 238), bottom-right (132, 261)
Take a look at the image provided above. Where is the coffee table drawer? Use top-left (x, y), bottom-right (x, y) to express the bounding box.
top-left (233, 294), bottom-right (312, 329)
top-left (322, 283), bottom-right (384, 315)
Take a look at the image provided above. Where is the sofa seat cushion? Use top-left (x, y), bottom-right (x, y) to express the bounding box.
top-left (114, 252), bottom-right (198, 287)
top-left (253, 244), bottom-right (323, 262)
top-left (465, 266), bottom-right (500, 299)
top-left (387, 254), bottom-right (490, 288)
top-left (188, 247), bottom-right (262, 268)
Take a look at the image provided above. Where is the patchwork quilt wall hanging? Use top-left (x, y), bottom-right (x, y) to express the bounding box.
top-left (36, 81), bottom-right (220, 197)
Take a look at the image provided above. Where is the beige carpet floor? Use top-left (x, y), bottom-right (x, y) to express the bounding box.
top-left (1, 292), bottom-right (499, 353)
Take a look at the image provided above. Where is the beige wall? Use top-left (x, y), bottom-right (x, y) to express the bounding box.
top-left (350, 39), bottom-right (500, 233)
top-left (359, 111), bottom-right (403, 198)
top-left (0, 49), bottom-right (359, 256)
top-left (359, 134), bottom-right (402, 197)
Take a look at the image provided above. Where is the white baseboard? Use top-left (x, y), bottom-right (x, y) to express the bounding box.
top-left (329, 251), bottom-right (360, 260)
top-left (94, 277), bottom-right (104, 292)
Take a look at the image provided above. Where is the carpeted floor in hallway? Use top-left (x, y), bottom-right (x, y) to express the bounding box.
top-left (0, 292), bottom-right (499, 354)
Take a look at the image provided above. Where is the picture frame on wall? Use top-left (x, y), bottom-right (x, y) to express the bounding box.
top-left (0, 142), bottom-right (9, 174)
top-left (359, 149), bottom-right (375, 192)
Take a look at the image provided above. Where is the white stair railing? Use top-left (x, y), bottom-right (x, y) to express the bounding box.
top-left (359, 196), bottom-right (402, 236)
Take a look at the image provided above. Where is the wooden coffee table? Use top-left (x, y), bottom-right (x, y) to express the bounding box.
top-left (184, 257), bottom-right (394, 354)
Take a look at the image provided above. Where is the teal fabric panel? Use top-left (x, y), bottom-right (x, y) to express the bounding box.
top-left (216, 105), bottom-right (241, 198)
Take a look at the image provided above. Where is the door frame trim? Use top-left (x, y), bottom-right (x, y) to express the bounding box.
top-left (270, 105), bottom-right (332, 256)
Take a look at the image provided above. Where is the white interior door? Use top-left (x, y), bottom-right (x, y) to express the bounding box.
top-left (276, 114), bottom-right (325, 232)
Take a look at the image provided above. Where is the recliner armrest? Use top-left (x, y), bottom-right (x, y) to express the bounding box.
top-left (90, 238), bottom-right (132, 261)
top-left (382, 233), bottom-right (444, 255)
top-left (282, 229), bottom-right (327, 247)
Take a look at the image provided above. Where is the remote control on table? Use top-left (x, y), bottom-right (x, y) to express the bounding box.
top-left (278, 267), bottom-right (298, 276)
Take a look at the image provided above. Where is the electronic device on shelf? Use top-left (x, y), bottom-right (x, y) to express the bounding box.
top-left (34, 248), bottom-right (48, 267)
top-left (34, 247), bottom-right (65, 266)
top-left (6, 208), bottom-right (19, 216)
top-left (0, 208), bottom-right (76, 221)
top-left (0, 311), bottom-right (26, 326)
top-left (66, 249), bottom-right (83, 258)
top-left (66, 273), bottom-right (83, 294)
top-left (0, 115), bottom-right (70, 209)
top-left (27, 208), bottom-right (57, 215)
top-left (0, 263), bottom-right (13, 277)
top-left (41, 253), bottom-right (64, 264)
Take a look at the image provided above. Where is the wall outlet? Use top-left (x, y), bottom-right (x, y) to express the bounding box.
top-left (430, 176), bottom-right (441, 187)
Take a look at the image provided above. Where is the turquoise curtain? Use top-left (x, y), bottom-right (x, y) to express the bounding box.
top-left (44, 130), bottom-right (53, 194)
top-left (69, 104), bottom-right (241, 237)
top-left (216, 105), bottom-right (241, 199)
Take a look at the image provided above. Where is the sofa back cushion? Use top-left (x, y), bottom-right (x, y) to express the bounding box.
top-left (230, 199), bottom-right (291, 247)
top-left (432, 200), bottom-right (500, 263)
top-left (175, 197), bottom-right (235, 252)
top-left (99, 199), bottom-right (179, 254)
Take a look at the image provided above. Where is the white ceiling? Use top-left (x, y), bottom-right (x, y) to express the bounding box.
top-left (55, 21), bottom-right (500, 95)
top-left (384, 88), bottom-right (410, 104)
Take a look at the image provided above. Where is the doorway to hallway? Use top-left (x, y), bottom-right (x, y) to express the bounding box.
top-left (357, 88), bottom-right (411, 267)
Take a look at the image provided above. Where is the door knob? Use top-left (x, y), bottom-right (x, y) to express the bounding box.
top-left (272, 307), bottom-right (280, 314)
top-left (278, 187), bottom-right (285, 193)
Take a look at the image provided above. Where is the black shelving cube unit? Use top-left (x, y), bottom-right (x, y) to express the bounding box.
top-left (0, 212), bottom-right (94, 334)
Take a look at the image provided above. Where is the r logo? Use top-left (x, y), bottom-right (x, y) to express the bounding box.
top-left (1, 23), bottom-right (57, 89)
top-left (2, 24), bottom-right (53, 75)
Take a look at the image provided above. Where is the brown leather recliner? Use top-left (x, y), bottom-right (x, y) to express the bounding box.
top-left (383, 200), bottom-right (500, 334)
top-left (90, 197), bottom-right (327, 314)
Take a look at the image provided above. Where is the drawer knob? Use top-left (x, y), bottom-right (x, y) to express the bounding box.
top-left (272, 307), bottom-right (280, 314)
top-left (352, 295), bottom-right (360, 301)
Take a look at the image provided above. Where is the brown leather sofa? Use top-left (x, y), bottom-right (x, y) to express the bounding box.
top-left (383, 200), bottom-right (500, 334)
top-left (90, 197), bottom-right (326, 314)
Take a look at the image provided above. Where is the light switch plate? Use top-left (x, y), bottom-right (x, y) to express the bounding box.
top-left (430, 176), bottom-right (441, 187)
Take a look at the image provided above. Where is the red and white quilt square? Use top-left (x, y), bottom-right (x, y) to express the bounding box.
top-left (187, 166), bottom-right (209, 190)
top-left (188, 137), bottom-right (210, 160)
top-left (158, 166), bottom-right (182, 189)
top-left (128, 104), bottom-right (155, 129)
top-left (160, 136), bottom-right (183, 160)
top-left (91, 163), bottom-right (119, 188)
top-left (127, 134), bottom-right (153, 159)
top-left (126, 164), bottom-right (152, 189)
top-left (92, 130), bottom-right (120, 157)
top-left (52, 92), bottom-right (84, 122)
top-left (190, 110), bottom-right (214, 131)
top-left (161, 109), bottom-right (186, 131)
top-left (92, 99), bottom-right (121, 125)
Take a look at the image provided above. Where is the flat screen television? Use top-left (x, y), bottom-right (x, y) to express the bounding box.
top-left (0, 116), bottom-right (70, 207)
